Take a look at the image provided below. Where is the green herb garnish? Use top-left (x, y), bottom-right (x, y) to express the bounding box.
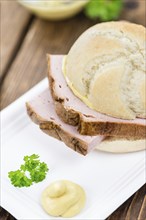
top-left (84, 0), bottom-right (123, 21)
top-left (8, 154), bottom-right (49, 187)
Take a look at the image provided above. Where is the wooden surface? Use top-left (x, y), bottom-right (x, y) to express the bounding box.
top-left (0, 1), bottom-right (32, 80)
top-left (1, 0), bottom-right (146, 219)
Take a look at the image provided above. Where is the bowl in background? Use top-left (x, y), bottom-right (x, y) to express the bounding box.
top-left (18, 0), bottom-right (89, 20)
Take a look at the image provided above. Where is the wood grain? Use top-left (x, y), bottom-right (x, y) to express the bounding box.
top-left (0, 14), bottom-right (95, 109)
top-left (126, 184), bottom-right (146, 220)
top-left (0, 1), bottom-right (32, 81)
top-left (138, 193), bottom-right (146, 220)
top-left (107, 184), bottom-right (146, 220)
top-left (1, 0), bottom-right (146, 220)
top-left (121, 0), bottom-right (146, 26)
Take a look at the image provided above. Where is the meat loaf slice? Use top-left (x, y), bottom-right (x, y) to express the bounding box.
top-left (47, 54), bottom-right (146, 138)
top-left (26, 88), bottom-right (145, 154)
top-left (26, 89), bottom-right (104, 155)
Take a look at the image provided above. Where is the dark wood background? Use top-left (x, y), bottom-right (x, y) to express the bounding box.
top-left (1, 0), bottom-right (146, 219)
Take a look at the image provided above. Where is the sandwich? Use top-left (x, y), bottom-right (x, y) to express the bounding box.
top-left (26, 21), bottom-right (146, 155)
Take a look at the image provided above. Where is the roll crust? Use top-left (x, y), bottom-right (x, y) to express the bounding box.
top-left (65, 21), bottom-right (146, 119)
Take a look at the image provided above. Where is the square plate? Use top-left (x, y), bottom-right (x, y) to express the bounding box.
top-left (1, 78), bottom-right (145, 220)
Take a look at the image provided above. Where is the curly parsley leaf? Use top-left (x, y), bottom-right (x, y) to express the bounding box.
top-left (23, 154), bottom-right (41, 172)
top-left (8, 170), bottom-right (32, 187)
top-left (84, 0), bottom-right (123, 21)
top-left (8, 154), bottom-right (49, 187)
top-left (30, 163), bottom-right (48, 183)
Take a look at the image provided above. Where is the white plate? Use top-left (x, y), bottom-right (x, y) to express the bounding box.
top-left (1, 78), bottom-right (146, 220)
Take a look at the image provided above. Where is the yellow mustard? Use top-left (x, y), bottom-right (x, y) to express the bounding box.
top-left (41, 180), bottom-right (86, 217)
top-left (62, 56), bottom-right (94, 109)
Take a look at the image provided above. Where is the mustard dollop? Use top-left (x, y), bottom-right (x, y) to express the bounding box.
top-left (41, 180), bottom-right (86, 218)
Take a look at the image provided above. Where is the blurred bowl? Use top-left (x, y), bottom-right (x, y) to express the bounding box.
top-left (18, 0), bottom-right (89, 20)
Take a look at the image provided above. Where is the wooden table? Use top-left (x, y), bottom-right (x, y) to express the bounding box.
top-left (1, 1), bottom-right (146, 219)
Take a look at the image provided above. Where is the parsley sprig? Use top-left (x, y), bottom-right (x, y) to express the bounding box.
top-left (8, 154), bottom-right (49, 187)
top-left (84, 0), bottom-right (123, 21)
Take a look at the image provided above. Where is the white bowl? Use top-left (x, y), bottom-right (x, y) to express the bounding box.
top-left (18, 0), bottom-right (89, 20)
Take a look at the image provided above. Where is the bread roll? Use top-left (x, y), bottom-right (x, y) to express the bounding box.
top-left (96, 137), bottom-right (145, 153)
top-left (64, 21), bottom-right (146, 120)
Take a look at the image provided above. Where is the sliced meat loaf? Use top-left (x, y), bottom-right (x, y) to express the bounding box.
top-left (47, 54), bottom-right (146, 138)
top-left (26, 88), bottom-right (145, 154)
top-left (26, 89), bottom-right (104, 155)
